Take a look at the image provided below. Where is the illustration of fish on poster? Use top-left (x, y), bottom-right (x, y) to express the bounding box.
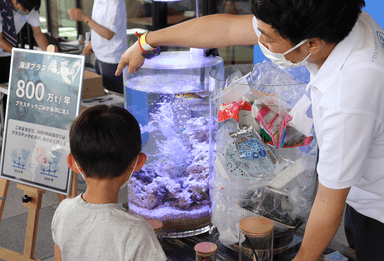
top-left (0, 49), bottom-right (85, 195)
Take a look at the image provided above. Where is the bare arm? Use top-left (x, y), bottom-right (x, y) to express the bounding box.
top-left (294, 182), bottom-right (350, 260)
top-left (0, 33), bottom-right (14, 53)
top-left (54, 244), bottom-right (62, 261)
top-left (86, 18), bottom-right (115, 40)
top-left (116, 14), bottom-right (258, 75)
top-left (68, 8), bottom-right (115, 40)
top-left (32, 26), bottom-right (48, 51)
top-left (146, 14), bottom-right (258, 48)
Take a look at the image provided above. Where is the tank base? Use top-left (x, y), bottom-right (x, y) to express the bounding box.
top-left (129, 203), bottom-right (211, 238)
top-left (159, 224), bottom-right (210, 238)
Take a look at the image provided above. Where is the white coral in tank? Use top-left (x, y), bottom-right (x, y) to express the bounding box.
top-left (129, 101), bottom-right (211, 210)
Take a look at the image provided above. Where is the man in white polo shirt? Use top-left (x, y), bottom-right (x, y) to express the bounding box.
top-left (116, 0), bottom-right (384, 259)
top-left (303, 8), bottom-right (384, 258)
top-left (68, 0), bottom-right (127, 94)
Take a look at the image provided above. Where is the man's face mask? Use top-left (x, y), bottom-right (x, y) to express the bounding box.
top-left (259, 38), bottom-right (311, 68)
top-left (74, 156), bottom-right (139, 191)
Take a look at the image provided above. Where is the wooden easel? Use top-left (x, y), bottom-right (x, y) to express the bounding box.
top-left (0, 45), bottom-right (79, 261)
top-left (0, 174), bottom-right (77, 261)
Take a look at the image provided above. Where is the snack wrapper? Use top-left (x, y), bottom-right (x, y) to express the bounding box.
top-left (253, 102), bottom-right (292, 149)
top-left (218, 101), bottom-right (252, 123)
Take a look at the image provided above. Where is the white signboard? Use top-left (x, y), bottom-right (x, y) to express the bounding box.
top-left (0, 48), bottom-right (85, 195)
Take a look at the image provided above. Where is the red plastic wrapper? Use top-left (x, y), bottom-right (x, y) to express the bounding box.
top-left (218, 101), bottom-right (252, 122)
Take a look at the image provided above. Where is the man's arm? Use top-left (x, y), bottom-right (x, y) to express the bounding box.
top-left (146, 14), bottom-right (257, 49)
top-left (294, 182), bottom-right (350, 260)
top-left (31, 26), bottom-right (48, 51)
top-left (68, 8), bottom-right (115, 40)
top-left (116, 14), bottom-right (258, 75)
top-left (0, 33), bottom-right (14, 53)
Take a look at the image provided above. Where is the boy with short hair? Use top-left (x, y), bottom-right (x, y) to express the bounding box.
top-left (51, 105), bottom-right (167, 261)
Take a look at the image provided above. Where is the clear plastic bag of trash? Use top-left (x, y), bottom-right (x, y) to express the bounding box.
top-left (209, 61), bottom-right (317, 247)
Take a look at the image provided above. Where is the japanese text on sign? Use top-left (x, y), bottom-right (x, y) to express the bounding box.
top-left (11, 125), bottom-right (67, 146)
top-left (15, 101), bottom-right (70, 115)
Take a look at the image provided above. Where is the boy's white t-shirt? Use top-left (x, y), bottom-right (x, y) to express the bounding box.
top-left (0, 9), bottom-right (40, 57)
top-left (51, 194), bottom-right (167, 261)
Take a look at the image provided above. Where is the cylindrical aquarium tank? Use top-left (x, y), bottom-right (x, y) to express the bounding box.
top-left (208, 63), bottom-right (318, 258)
top-left (125, 50), bottom-right (223, 238)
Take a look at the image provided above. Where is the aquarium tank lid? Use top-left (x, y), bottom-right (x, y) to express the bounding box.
top-left (142, 51), bottom-right (223, 70)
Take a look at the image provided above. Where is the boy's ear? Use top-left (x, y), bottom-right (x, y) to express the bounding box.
top-left (134, 153), bottom-right (146, 172)
top-left (67, 153), bottom-right (80, 173)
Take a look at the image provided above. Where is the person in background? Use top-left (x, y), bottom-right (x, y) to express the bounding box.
top-left (138, 0), bottom-right (151, 18)
top-left (116, 0), bottom-right (384, 260)
top-left (0, 0), bottom-right (48, 83)
top-left (51, 105), bottom-right (167, 261)
top-left (68, 0), bottom-right (127, 94)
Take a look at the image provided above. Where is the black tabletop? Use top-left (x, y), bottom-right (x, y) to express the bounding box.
top-left (161, 230), bottom-right (356, 261)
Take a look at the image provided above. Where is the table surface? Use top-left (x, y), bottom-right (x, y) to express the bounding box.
top-left (162, 229), bottom-right (356, 261)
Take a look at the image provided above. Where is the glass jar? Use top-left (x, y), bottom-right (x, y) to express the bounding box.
top-left (238, 217), bottom-right (274, 261)
top-left (194, 242), bottom-right (218, 261)
top-left (146, 219), bottom-right (163, 242)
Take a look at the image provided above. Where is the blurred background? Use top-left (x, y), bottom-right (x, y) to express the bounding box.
top-left (20, 0), bottom-right (384, 68)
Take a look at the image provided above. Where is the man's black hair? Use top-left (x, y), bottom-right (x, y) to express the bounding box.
top-left (70, 105), bottom-right (142, 179)
top-left (16, 0), bottom-right (41, 11)
top-left (252, 0), bottom-right (366, 45)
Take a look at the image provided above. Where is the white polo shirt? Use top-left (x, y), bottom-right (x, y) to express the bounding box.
top-left (306, 12), bottom-right (384, 223)
top-left (91, 0), bottom-right (128, 64)
top-left (0, 9), bottom-right (40, 57)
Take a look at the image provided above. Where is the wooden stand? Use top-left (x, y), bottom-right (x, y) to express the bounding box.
top-left (0, 174), bottom-right (77, 261)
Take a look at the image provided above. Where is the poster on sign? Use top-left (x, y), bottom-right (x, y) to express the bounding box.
top-left (0, 48), bottom-right (85, 195)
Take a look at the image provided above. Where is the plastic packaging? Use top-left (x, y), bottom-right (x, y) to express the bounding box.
top-left (209, 62), bottom-right (317, 251)
top-left (211, 72), bottom-right (251, 104)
